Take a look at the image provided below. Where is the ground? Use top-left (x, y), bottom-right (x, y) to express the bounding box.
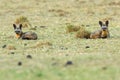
top-left (0, 0), bottom-right (120, 80)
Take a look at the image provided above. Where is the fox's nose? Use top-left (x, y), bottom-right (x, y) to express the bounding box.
top-left (15, 31), bottom-right (21, 34)
top-left (102, 29), bottom-right (107, 31)
top-left (103, 28), bottom-right (106, 31)
top-left (102, 27), bottom-right (107, 30)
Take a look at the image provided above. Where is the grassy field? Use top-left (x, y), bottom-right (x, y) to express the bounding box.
top-left (0, 0), bottom-right (120, 80)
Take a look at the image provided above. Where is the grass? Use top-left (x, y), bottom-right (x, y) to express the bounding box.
top-left (0, 0), bottom-right (120, 80)
top-left (14, 16), bottom-right (32, 28)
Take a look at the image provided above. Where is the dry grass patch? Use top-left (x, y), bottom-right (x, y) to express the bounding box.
top-left (76, 27), bottom-right (91, 39)
top-left (66, 23), bottom-right (91, 39)
top-left (2, 44), bottom-right (16, 50)
top-left (66, 23), bottom-right (81, 33)
top-left (48, 9), bottom-right (69, 16)
top-left (14, 16), bottom-right (32, 28)
top-left (30, 41), bottom-right (52, 48)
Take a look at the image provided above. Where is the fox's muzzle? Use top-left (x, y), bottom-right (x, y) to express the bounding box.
top-left (15, 31), bottom-right (21, 34)
top-left (102, 26), bottom-right (107, 31)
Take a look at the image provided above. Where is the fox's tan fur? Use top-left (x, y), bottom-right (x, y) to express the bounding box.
top-left (15, 34), bottom-right (21, 39)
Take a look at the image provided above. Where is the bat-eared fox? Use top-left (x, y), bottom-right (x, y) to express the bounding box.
top-left (90, 20), bottom-right (110, 39)
top-left (13, 24), bottom-right (37, 40)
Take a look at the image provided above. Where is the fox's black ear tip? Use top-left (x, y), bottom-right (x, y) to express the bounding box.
top-left (19, 24), bottom-right (22, 29)
top-left (13, 24), bottom-right (15, 26)
top-left (13, 24), bottom-right (16, 27)
top-left (13, 24), bottom-right (16, 29)
top-left (99, 21), bottom-right (102, 23)
top-left (106, 20), bottom-right (109, 24)
top-left (99, 21), bottom-right (102, 24)
top-left (106, 20), bottom-right (109, 22)
top-left (19, 24), bottom-right (23, 27)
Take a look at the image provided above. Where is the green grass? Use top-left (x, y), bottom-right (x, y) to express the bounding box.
top-left (0, 0), bottom-right (120, 80)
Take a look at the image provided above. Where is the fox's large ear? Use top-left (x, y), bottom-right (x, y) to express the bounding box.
top-left (19, 24), bottom-right (22, 29)
top-left (105, 20), bottom-right (109, 27)
top-left (99, 21), bottom-right (102, 27)
top-left (13, 24), bottom-right (16, 29)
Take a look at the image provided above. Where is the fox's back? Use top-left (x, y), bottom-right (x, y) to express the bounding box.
top-left (22, 31), bottom-right (37, 40)
top-left (90, 30), bottom-right (102, 39)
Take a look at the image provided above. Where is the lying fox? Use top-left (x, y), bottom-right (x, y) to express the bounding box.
top-left (13, 24), bottom-right (37, 40)
top-left (90, 20), bottom-right (110, 39)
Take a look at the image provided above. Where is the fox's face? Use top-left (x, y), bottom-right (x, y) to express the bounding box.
top-left (99, 20), bottom-right (109, 31)
top-left (13, 24), bottom-right (23, 39)
top-left (99, 20), bottom-right (109, 38)
top-left (13, 24), bottom-right (22, 35)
